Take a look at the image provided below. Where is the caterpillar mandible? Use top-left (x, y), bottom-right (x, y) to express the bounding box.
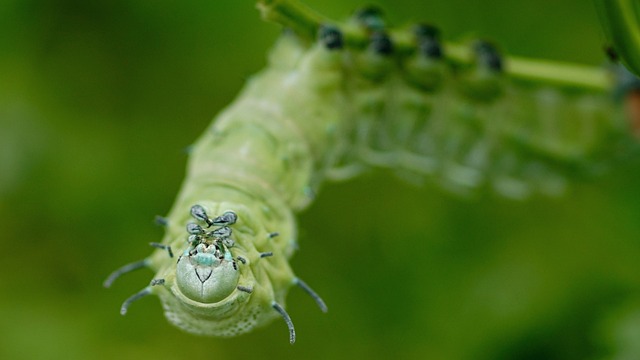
top-left (104, 0), bottom-right (636, 343)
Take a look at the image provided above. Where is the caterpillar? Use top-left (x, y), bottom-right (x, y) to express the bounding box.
top-left (104, 0), bottom-right (636, 343)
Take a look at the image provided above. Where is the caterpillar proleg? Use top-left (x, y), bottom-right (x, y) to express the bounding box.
top-left (105, 0), bottom-right (636, 342)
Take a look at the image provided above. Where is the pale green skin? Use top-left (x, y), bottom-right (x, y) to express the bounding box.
top-left (146, 35), bottom-right (348, 337)
top-left (118, 25), bottom-right (629, 337)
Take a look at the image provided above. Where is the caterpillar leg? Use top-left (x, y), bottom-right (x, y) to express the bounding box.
top-left (272, 301), bottom-right (296, 344)
top-left (104, 238), bottom-right (176, 289)
top-left (294, 277), bottom-right (328, 312)
top-left (120, 286), bottom-right (152, 315)
top-left (267, 276), bottom-right (327, 344)
top-left (103, 259), bottom-right (150, 288)
top-left (120, 279), bottom-right (165, 315)
top-left (149, 242), bottom-right (173, 258)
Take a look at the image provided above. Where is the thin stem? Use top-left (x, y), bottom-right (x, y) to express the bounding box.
top-left (257, 0), bottom-right (612, 92)
top-left (257, 0), bottom-right (327, 40)
top-left (594, 0), bottom-right (640, 77)
top-left (507, 56), bottom-right (610, 91)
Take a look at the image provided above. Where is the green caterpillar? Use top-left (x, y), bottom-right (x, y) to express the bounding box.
top-left (104, 1), bottom-right (634, 343)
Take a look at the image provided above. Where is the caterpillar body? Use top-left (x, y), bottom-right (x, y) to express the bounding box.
top-left (104, 1), bottom-right (635, 343)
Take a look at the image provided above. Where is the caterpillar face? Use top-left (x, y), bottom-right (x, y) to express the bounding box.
top-left (175, 243), bottom-right (239, 303)
top-left (174, 207), bottom-right (241, 305)
top-left (151, 202), bottom-right (293, 337)
top-left (105, 0), bottom-right (636, 344)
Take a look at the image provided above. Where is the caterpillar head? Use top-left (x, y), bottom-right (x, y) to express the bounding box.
top-left (150, 201), bottom-right (299, 338)
top-left (106, 193), bottom-right (324, 342)
top-left (175, 242), bottom-right (239, 303)
top-left (174, 205), bottom-right (240, 304)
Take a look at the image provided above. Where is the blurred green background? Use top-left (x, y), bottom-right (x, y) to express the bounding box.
top-left (2, 0), bottom-right (640, 359)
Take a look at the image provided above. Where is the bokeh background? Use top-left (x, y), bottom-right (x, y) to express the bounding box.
top-left (2, 0), bottom-right (640, 359)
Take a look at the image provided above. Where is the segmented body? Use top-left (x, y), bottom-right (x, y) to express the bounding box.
top-left (151, 35), bottom-right (343, 336)
top-left (105, 5), bottom-right (633, 342)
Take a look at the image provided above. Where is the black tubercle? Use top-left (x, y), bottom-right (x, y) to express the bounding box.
top-left (354, 6), bottom-right (385, 31)
top-left (473, 40), bottom-right (503, 72)
top-left (414, 23), bottom-right (439, 39)
top-left (370, 31), bottom-right (393, 56)
top-left (210, 226), bottom-right (232, 239)
top-left (319, 25), bottom-right (343, 50)
top-left (212, 211), bottom-right (237, 226)
top-left (414, 24), bottom-right (443, 59)
top-left (186, 223), bottom-right (205, 235)
top-left (190, 205), bottom-right (213, 227)
top-left (185, 206), bottom-right (238, 251)
top-left (604, 45), bottom-right (619, 62)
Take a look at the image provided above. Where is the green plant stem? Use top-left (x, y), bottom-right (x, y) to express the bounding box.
top-left (257, 0), bottom-right (612, 92)
top-left (257, 0), bottom-right (327, 40)
top-left (594, 0), bottom-right (640, 77)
